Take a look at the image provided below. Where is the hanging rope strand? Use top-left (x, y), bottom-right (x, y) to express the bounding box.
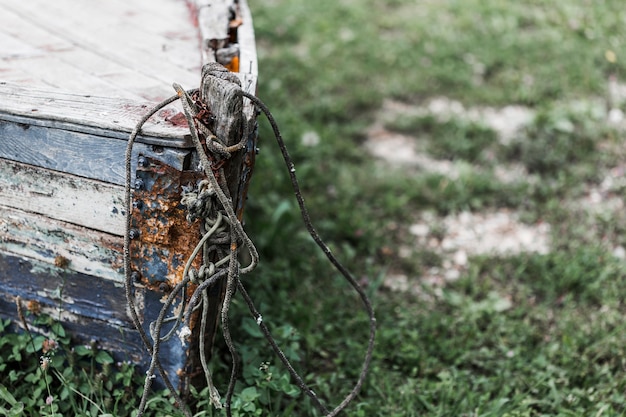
top-left (241, 91), bottom-right (377, 417)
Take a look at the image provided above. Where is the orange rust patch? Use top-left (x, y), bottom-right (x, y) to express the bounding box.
top-left (224, 56), bottom-right (239, 73)
top-left (130, 158), bottom-right (205, 289)
top-left (166, 112), bottom-right (189, 128)
top-left (54, 255), bottom-right (70, 269)
top-left (27, 300), bottom-right (42, 315)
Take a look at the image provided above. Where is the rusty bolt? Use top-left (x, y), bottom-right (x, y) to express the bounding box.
top-left (130, 271), bottom-right (141, 283)
top-left (134, 178), bottom-right (145, 190)
top-left (159, 282), bottom-right (170, 293)
top-left (132, 200), bottom-right (143, 210)
top-left (129, 229), bottom-right (140, 240)
top-left (137, 156), bottom-right (149, 167)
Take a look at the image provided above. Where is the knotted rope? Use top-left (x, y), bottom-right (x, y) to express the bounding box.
top-left (124, 69), bottom-right (376, 417)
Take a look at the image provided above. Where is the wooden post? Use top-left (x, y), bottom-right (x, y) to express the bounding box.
top-left (177, 0), bottom-right (259, 397)
top-left (178, 62), bottom-right (258, 396)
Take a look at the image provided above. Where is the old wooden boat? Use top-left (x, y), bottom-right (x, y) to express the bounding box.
top-left (0, 0), bottom-right (258, 394)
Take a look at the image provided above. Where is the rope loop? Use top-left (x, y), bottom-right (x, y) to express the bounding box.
top-left (181, 179), bottom-right (216, 222)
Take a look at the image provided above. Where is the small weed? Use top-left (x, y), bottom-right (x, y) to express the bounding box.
top-left (0, 314), bottom-right (180, 417)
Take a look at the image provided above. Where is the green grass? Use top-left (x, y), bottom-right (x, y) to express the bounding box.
top-left (4, 0), bottom-right (626, 415)
top-left (240, 0), bottom-right (626, 415)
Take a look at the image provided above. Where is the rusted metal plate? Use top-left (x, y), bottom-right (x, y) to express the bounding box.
top-left (129, 156), bottom-right (205, 288)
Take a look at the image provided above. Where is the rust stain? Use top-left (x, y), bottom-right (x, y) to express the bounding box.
top-left (157, 107), bottom-right (178, 120)
top-left (130, 158), bottom-right (205, 291)
top-left (229, 18), bottom-right (243, 30)
top-left (102, 238), bottom-right (124, 273)
top-left (165, 112), bottom-right (190, 128)
top-left (27, 300), bottom-right (42, 315)
top-left (185, 0), bottom-right (199, 28)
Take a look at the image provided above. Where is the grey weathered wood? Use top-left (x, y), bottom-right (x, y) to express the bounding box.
top-left (0, 0), bottom-right (260, 396)
top-left (0, 205), bottom-right (123, 283)
top-left (0, 119), bottom-right (191, 185)
top-left (201, 63), bottom-right (244, 152)
top-left (238, 0), bottom-right (259, 80)
top-left (196, 0), bottom-right (233, 63)
top-left (0, 84), bottom-right (191, 144)
top-left (0, 253), bottom-right (185, 377)
top-left (0, 159), bottom-right (126, 236)
top-left (181, 61), bottom-right (256, 395)
top-left (0, 254), bottom-right (140, 353)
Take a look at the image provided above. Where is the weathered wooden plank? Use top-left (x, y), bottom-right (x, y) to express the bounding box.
top-left (0, 291), bottom-right (144, 364)
top-left (0, 31), bottom-right (45, 60)
top-left (0, 119), bottom-right (190, 185)
top-left (0, 0), bottom-right (261, 396)
top-left (5, 55), bottom-right (135, 101)
top-left (1, 0), bottom-right (200, 96)
top-left (0, 1), bottom-right (197, 102)
top-left (0, 83), bottom-right (191, 143)
top-left (0, 253), bottom-right (128, 326)
top-left (177, 61), bottom-right (259, 393)
top-left (0, 205), bottom-right (123, 283)
top-left (197, 0), bottom-right (232, 46)
top-left (0, 6), bottom-right (73, 56)
top-left (0, 252), bottom-right (188, 380)
top-left (238, 0), bottom-right (259, 81)
top-left (0, 159), bottom-right (126, 236)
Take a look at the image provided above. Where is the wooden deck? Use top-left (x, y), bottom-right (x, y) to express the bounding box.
top-left (0, 0), bottom-right (258, 393)
top-left (4, 0), bottom-right (199, 99)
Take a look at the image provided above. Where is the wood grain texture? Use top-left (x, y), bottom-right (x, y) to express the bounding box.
top-left (0, 205), bottom-right (123, 283)
top-left (0, 121), bottom-right (191, 185)
top-left (0, 0), bottom-right (257, 146)
top-left (0, 83), bottom-right (191, 144)
top-left (0, 253), bottom-right (187, 381)
top-left (0, 0), bottom-right (260, 392)
top-left (0, 159), bottom-right (126, 236)
top-left (196, 0), bottom-right (232, 44)
top-left (0, 0), bottom-right (201, 100)
top-left (238, 0), bottom-right (259, 82)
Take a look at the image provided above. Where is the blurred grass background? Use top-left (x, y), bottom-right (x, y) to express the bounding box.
top-left (228, 0), bottom-right (626, 416)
